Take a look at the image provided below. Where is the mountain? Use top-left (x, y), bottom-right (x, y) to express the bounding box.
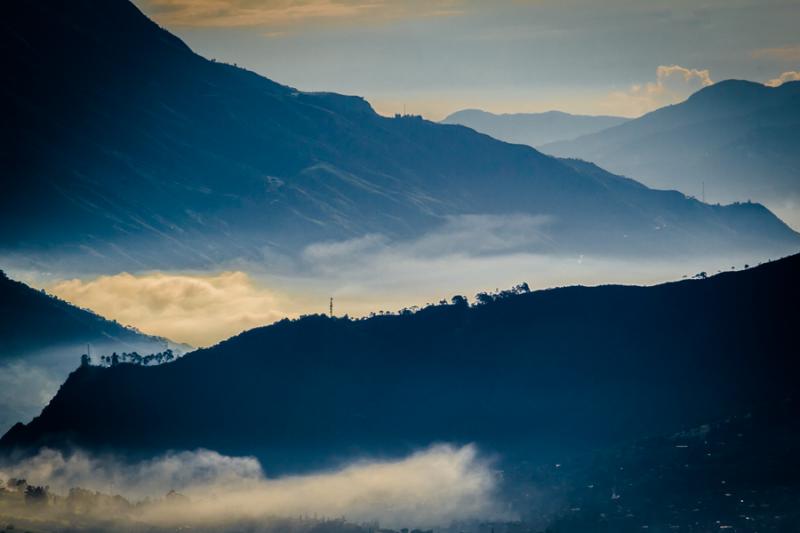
top-left (543, 80), bottom-right (800, 228)
top-left (441, 109), bottom-right (629, 147)
top-left (0, 269), bottom-right (174, 432)
top-left (1, 1), bottom-right (798, 273)
top-left (0, 270), bottom-right (168, 360)
top-left (3, 253), bottom-right (798, 473)
top-left (524, 396), bottom-right (800, 532)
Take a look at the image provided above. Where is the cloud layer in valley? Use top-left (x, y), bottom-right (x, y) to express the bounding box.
top-left (38, 214), bottom-right (772, 347)
top-left (47, 272), bottom-right (291, 347)
top-left (0, 445), bottom-right (507, 528)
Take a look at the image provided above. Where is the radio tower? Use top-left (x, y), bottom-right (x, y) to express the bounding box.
top-left (329, 297), bottom-right (334, 317)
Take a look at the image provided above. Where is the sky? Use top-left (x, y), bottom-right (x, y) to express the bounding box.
top-left (133, 0), bottom-right (800, 119)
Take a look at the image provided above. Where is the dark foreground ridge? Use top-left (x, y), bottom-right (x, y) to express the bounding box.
top-left (3, 254), bottom-right (798, 472)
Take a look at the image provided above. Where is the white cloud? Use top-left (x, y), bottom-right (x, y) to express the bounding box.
top-left (765, 70), bottom-right (800, 87)
top-left (0, 445), bottom-right (508, 528)
top-left (607, 65), bottom-right (714, 116)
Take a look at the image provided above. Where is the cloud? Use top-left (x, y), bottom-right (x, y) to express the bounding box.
top-left (607, 65), bottom-right (713, 116)
top-left (48, 272), bottom-right (291, 347)
top-left (295, 214), bottom-right (760, 313)
top-left (765, 70), bottom-right (800, 87)
top-left (42, 215), bottom-right (765, 347)
top-left (136, 0), bottom-right (462, 28)
top-left (0, 445), bottom-right (507, 528)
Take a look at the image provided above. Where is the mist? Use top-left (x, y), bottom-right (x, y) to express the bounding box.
top-left (0, 444), bottom-right (509, 529)
top-left (17, 213), bottom-right (782, 348)
top-left (0, 338), bottom-right (175, 435)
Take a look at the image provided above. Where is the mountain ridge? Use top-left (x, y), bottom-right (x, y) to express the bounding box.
top-left (3, 253), bottom-right (798, 473)
top-left (543, 79), bottom-right (800, 227)
top-left (441, 109), bottom-right (629, 147)
top-left (0, 269), bottom-right (172, 359)
top-left (1, 0), bottom-right (798, 273)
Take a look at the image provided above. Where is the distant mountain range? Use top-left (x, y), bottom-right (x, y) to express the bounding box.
top-left (0, 270), bottom-right (174, 432)
top-left (543, 80), bottom-right (800, 228)
top-left (4, 253), bottom-right (797, 474)
top-left (441, 109), bottom-right (629, 147)
top-left (1, 1), bottom-right (798, 273)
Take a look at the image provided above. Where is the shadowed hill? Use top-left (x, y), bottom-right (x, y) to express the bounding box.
top-left (544, 80), bottom-right (800, 227)
top-left (535, 396), bottom-right (800, 532)
top-left (0, 270), bottom-right (167, 359)
top-left (3, 254), bottom-right (798, 473)
top-left (1, 2), bottom-right (798, 272)
top-left (0, 269), bottom-right (175, 433)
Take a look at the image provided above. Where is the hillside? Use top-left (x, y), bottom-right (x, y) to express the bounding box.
top-left (534, 397), bottom-right (800, 532)
top-left (1, 1), bottom-right (798, 273)
top-left (3, 253), bottom-right (798, 473)
top-left (543, 80), bottom-right (800, 227)
top-left (441, 109), bottom-right (629, 147)
top-left (0, 269), bottom-right (173, 433)
top-left (0, 270), bottom-right (167, 359)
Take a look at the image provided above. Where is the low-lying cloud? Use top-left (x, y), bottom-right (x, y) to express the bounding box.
top-left (41, 214), bottom-right (769, 347)
top-left (48, 271), bottom-right (291, 347)
top-left (0, 444), bottom-right (507, 528)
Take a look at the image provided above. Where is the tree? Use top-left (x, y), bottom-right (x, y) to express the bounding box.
top-left (451, 295), bottom-right (468, 306)
top-left (475, 292), bottom-right (494, 305)
top-left (24, 485), bottom-right (48, 505)
top-left (80, 353), bottom-right (91, 367)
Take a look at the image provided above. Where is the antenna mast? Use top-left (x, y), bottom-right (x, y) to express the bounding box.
top-left (329, 297), bottom-right (334, 317)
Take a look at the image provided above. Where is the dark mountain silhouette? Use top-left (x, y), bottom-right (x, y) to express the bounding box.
top-left (2, 1), bottom-right (798, 271)
top-left (3, 253), bottom-right (797, 474)
top-left (0, 269), bottom-right (168, 360)
top-left (534, 396), bottom-right (800, 532)
top-left (441, 109), bottom-right (629, 147)
top-left (0, 269), bottom-right (176, 433)
top-left (544, 80), bottom-right (800, 227)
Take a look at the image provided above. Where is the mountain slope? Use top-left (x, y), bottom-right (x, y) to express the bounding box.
top-left (0, 270), bottom-right (168, 359)
top-left (441, 109), bottom-right (629, 147)
top-left (528, 396), bottom-right (800, 532)
top-left (543, 80), bottom-right (800, 227)
top-left (1, 1), bottom-right (798, 272)
top-left (0, 269), bottom-right (174, 433)
top-left (3, 253), bottom-right (798, 473)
